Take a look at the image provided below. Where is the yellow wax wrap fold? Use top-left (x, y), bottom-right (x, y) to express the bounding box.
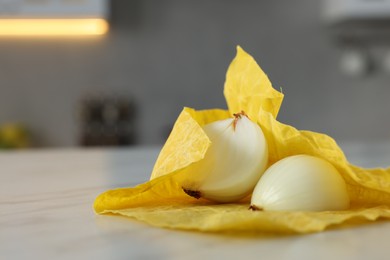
top-left (94, 46), bottom-right (390, 234)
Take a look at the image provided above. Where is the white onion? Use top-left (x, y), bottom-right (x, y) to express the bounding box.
top-left (250, 155), bottom-right (350, 211)
top-left (182, 112), bottom-right (268, 203)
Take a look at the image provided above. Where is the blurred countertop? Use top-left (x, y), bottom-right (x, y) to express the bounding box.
top-left (1, 142), bottom-right (390, 260)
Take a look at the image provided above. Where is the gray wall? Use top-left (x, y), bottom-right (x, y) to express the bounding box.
top-left (1, 0), bottom-right (389, 147)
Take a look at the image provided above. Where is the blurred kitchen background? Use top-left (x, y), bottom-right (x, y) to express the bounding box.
top-left (1, 0), bottom-right (390, 149)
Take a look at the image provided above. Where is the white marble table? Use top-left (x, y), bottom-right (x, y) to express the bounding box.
top-left (1, 143), bottom-right (390, 260)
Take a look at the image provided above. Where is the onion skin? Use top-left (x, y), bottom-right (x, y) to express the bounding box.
top-left (250, 155), bottom-right (350, 212)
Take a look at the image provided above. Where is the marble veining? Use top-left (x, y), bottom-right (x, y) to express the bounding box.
top-left (1, 144), bottom-right (390, 260)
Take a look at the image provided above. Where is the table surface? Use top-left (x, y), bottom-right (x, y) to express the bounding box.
top-left (1, 142), bottom-right (390, 260)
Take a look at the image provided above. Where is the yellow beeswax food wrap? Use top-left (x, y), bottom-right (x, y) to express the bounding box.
top-left (94, 46), bottom-right (390, 234)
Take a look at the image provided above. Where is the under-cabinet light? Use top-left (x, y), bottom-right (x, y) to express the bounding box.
top-left (0, 18), bottom-right (108, 36)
